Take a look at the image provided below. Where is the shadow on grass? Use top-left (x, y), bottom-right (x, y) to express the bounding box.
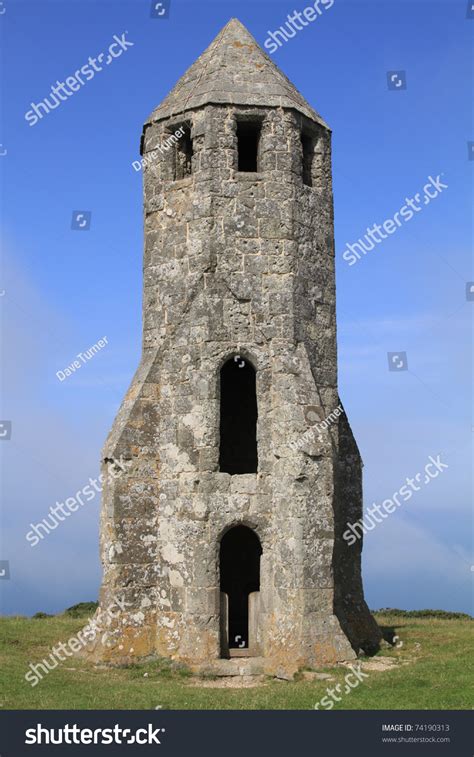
top-left (378, 623), bottom-right (409, 646)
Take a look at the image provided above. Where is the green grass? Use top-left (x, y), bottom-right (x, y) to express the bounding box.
top-left (0, 612), bottom-right (472, 709)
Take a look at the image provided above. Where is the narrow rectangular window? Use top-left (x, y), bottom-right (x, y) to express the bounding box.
top-left (301, 132), bottom-right (314, 187)
top-left (237, 121), bottom-right (261, 172)
top-left (173, 122), bottom-right (193, 180)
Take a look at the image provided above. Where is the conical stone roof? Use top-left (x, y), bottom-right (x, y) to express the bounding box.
top-left (146, 18), bottom-right (329, 129)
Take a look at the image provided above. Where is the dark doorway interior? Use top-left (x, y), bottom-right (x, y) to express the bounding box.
top-left (220, 526), bottom-right (262, 650)
top-left (219, 358), bottom-right (258, 474)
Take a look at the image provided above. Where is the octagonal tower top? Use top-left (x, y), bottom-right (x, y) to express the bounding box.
top-left (146, 18), bottom-right (329, 129)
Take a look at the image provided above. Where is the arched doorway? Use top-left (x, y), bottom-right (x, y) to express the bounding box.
top-left (219, 357), bottom-right (258, 474)
top-left (219, 525), bottom-right (262, 657)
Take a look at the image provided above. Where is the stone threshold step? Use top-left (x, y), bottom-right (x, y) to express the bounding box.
top-left (197, 657), bottom-right (266, 677)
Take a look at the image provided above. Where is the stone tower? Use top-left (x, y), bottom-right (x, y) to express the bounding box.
top-left (93, 18), bottom-right (381, 676)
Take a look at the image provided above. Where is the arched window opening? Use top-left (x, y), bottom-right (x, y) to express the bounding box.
top-left (219, 357), bottom-right (258, 474)
top-left (220, 526), bottom-right (262, 655)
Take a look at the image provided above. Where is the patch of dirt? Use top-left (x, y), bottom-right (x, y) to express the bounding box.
top-left (187, 675), bottom-right (266, 689)
top-left (301, 671), bottom-right (335, 682)
top-left (338, 655), bottom-right (402, 673)
top-left (359, 656), bottom-right (399, 672)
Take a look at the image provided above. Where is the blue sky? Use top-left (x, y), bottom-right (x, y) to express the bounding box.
top-left (0, 0), bottom-right (472, 616)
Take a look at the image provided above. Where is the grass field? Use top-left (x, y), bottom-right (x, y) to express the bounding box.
top-left (0, 610), bottom-right (472, 710)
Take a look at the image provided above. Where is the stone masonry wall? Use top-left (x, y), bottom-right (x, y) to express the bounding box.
top-left (88, 102), bottom-right (380, 675)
